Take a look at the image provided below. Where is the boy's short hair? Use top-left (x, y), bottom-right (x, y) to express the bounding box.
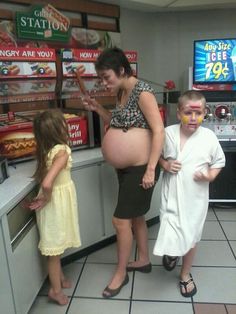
top-left (178, 90), bottom-right (206, 109)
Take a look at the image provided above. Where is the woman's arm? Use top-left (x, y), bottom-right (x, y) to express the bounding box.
top-left (75, 66), bottom-right (112, 124)
top-left (139, 92), bottom-right (165, 188)
top-left (83, 96), bottom-right (112, 125)
top-left (29, 150), bottom-right (69, 210)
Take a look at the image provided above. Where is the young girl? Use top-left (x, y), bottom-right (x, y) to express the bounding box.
top-left (29, 109), bottom-right (81, 306)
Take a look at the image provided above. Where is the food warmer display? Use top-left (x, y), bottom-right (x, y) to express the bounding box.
top-left (0, 47), bottom-right (97, 164)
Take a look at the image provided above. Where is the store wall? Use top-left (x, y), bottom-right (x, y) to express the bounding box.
top-left (120, 8), bottom-right (236, 94)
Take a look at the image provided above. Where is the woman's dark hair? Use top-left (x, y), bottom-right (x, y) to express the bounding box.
top-left (95, 47), bottom-right (133, 77)
top-left (33, 109), bottom-right (69, 183)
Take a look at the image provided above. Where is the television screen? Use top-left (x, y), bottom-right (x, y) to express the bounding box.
top-left (194, 38), bottom-right (236, 84)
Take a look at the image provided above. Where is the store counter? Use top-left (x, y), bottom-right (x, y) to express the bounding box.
top-left (0, 147), bottom-right (103, 217)
top-left (0, 147), bottom-right (105, 314)
top-left (0, 147), bottom-right (161, 314)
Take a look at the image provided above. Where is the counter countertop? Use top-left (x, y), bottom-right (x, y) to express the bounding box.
top-left (0, 148), bottom-right (103, 217)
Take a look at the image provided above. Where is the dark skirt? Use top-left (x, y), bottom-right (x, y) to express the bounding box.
top-left (114, 164), bottom-right (160, 219)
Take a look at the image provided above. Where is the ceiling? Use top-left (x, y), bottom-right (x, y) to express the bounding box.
top-left (92, 0), bottom-right (236, 12)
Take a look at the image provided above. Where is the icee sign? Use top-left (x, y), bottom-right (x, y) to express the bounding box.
top-left (194, 38), bottom-right (236, 84)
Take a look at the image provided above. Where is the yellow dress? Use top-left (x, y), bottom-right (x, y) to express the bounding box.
top-left (36, 144), bottom-right (81, 256)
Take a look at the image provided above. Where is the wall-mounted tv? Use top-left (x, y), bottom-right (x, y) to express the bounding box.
top-left (194, 38), bottom-right (236, 84)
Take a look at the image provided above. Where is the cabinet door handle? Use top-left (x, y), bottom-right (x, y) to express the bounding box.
top-left (11, 216), bottom-right (36, 250)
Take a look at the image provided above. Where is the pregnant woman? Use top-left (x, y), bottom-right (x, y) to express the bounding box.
top-left (78, 48), bottom-right (164, 298)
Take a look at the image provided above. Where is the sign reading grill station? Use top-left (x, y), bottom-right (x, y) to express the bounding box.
top-left (16, 4), bottom-right (71, 42)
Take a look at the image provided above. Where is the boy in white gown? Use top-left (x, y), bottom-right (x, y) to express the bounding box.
top-left (153, 90), bottom-right (225, 297)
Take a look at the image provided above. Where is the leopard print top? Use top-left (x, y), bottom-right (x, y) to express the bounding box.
top-left (110, 80), bottom-right (156, 132)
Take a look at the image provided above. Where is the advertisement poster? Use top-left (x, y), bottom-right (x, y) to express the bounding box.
top-left (0, 47), bottom-right (56, 78)
top-left (0, 20), bottom-right (121, 50)
top-left (65, 114), bottom-right (88, 147)
top-left (194, 38), bottom-right (236, 83)
top-left (61, 48), bottom-right (137, 77)
top-left (0, 112), bottom-right (88, 159)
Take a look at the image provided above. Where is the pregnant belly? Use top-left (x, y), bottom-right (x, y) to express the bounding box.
top-left (101, 128), bottom-right (152, 168)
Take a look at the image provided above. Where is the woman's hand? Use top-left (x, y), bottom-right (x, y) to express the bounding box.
top-left (81, 95), bottom-right (100, 112)
top-left (75, 65), bottom-right (86, 75)
top-left (141, 168), bottom-right (155, 189)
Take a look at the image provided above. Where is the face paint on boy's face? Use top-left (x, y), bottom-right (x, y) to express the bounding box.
top-left (181, 113), bottom-right (204, 125)
top-left (181, 115), bottom-right (189, 124)
top-left (178, 100), bottom-right (206, 133)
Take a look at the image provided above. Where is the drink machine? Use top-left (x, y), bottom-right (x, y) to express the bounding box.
top-left (186, 38), bottom-right (236, 203)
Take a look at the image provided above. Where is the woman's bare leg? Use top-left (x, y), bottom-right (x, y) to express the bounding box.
top-left (103, 217), bottom-right (132, 294)
top-left (128, 215), bottom-right (150, 267)
top-left (48, 256), bottom-right (68, 305)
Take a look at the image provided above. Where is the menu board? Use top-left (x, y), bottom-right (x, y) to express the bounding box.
top-left (0, 20), bottom-right (121, 50)
top-left (61, 48), bottom-right (138, 77)
top-left (0, 47), bottom-right (56, 78)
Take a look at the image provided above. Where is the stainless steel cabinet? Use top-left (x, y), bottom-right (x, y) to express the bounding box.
top-left (0, 221), bottom-right (15, 314)
top-left (1, 188), bottom-right (47, 314)
top-left (100, 162), bottom-right (118, 237)
top-left (71, 163), bottom-right (105, 251)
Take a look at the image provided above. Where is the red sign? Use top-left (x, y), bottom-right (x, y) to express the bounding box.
top-left (62, 48), bottom-right (137, 62)
top-left (61, 49), bottom-right (138, 77)
top-left (0, 47), bottom-right (56, 61)
top-left (125, 51), bottom-right (138, 63)
top-left (193, 83), bottom-right (234, 91)
top-left (66, 116), bottom-right (88, 146)
top-left (0, 113), bottom-right (88, 159)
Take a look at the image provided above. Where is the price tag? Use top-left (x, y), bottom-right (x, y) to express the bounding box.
top-left (205, 62), bottom-right (229, 80)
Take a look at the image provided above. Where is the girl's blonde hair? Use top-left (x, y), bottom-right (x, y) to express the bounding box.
top-left (33, 109), bottom-right (69, 183)
top-left (178, 90), bottom-right (206, 109)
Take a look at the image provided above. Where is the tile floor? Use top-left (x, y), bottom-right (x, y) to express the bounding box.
top-left (29, 205), bottom-right (236, 314)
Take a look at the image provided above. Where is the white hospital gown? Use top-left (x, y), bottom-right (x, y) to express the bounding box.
top-left (153, 124), bottom-right (225, 256)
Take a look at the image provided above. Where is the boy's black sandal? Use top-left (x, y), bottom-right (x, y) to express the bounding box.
top-left (162, 255), bottom-right (180, 271)
top-left (179, 273), bottom-right (197, 298)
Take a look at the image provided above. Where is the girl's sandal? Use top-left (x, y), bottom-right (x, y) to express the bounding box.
top-left (179, 273), bottom-right (197, 298)
top-left (162, 255), bottom-right (180, 271)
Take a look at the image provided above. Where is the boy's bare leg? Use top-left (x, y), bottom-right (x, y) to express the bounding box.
top-left (180, 246), bottom-right (197, 293)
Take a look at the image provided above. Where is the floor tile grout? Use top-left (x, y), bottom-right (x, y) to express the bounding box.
top-left (29, 207), bottom-right (236, 314)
